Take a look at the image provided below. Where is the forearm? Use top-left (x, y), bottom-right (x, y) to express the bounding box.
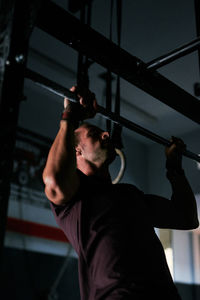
top-left (168, 171), bottom-right (199, 229)
top-left (43, 120), bottom-right (79, 204)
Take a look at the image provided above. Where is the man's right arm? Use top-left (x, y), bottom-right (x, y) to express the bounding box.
top-left (43, 120), bottom-right (79, 206)
top-left (42, 85), bottom-right (97, 205)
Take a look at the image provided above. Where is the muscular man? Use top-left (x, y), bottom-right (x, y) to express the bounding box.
top-left (43, 86), bottom-right (199, 300)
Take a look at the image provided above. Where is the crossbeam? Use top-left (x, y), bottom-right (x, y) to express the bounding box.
top-left (25, 68), bottom-right (200, 163)
top-left (146, 37), bottom-right (200, 71)
top-left (36, 1), bottom-right (200, 124)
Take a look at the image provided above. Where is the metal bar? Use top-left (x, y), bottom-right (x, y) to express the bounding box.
top-left (36, 1), bottom-right (200, 125)
top-left (25, 68), bottom-right (78, 102)
top-left (0, 0), bottom-right (15, 267)
top-left (25, 68), bottom-right (200, 163)
top-left (194, 0), bottom-right (200, 77)
top-left (146, 37), bottom-right (200, 71)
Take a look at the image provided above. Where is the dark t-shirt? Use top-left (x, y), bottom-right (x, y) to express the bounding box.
top-left (50, 171), bottom-right (181, 300)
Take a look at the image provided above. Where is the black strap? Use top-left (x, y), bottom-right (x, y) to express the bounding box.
top-left (106, 0), bottom-right (114, 134)
top-left (77, 2), bottom-right (92, 89)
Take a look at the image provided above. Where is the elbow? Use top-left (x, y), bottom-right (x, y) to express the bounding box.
top-left (182, 217), bottom-right (199, 230)
top-left (188, 211), bottom-right (199, 230)
top-left (43, 174), bottom-right (67, 206)
top-left (189, 219), bottom-right (199, 230)
top-left (43, 171), bottom-right (79, 205)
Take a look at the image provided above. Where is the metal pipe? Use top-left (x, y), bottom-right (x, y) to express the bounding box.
top-left (25, 68), bottom-right (200, 163)
top-left (146, 37), bottom-right (200, 71)
top-left (194, 0), bottom-right (200, 77)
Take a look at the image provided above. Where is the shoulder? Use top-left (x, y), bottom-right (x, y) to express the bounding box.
top-left (49, 170), bottom-right (87, 217)
top-left (114, 183), bottom-right (144, 195)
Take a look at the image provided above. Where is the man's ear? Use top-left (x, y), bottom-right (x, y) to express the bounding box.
top-left (75, 146), bottom-right (82, 157)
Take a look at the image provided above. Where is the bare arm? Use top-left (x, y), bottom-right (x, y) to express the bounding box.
top-left (43, 86), bottom-right (97, 205)
top-left (144, 172), bottom-right (199, 230)
top-left (144, 137), bottom-right (199, 230)
top-left (43, 120), bottom-right (79, 205)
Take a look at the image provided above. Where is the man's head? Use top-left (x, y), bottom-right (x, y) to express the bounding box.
top-left (74, 123), bottom-right (116, 175)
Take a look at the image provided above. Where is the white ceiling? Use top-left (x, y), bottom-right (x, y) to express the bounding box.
top-left (27, 0), bottom-right (200, 144)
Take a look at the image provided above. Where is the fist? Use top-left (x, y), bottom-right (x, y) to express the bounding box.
top-left (165, 136), bottom-right (186, 171)
top-left (64, 86), bottom-right (98, 121)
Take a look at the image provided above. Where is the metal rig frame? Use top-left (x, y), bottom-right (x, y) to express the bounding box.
top-left (0, 0), bottom-right (200, 265)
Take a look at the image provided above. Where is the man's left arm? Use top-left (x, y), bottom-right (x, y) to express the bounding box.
top-left (144, 137), bottom-right (199, 230)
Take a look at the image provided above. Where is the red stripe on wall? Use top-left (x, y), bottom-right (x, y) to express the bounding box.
top-left (6, 217), bottom-right (69, 243)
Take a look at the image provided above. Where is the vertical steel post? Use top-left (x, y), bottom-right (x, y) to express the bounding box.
top-left (194, 0), bottom-right (200, 75)
top-left (0, 0), bottom-right (41, 265)
top-left (194, 0), bottom-right (200, 95)
top-left (0, 0), bottom-right (16, 265)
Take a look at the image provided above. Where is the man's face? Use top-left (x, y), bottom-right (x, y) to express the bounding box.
top-left (75, 125), bottom-right (116, 167)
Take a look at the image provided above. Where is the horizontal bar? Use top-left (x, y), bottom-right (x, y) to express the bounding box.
top-left (146, 37), bottom-right (200, 71)
top-left (25, 68), bottom-right (200, 163)
top-left (36, 1), bottom-right (200, 125)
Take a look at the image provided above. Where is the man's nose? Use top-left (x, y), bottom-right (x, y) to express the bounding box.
top-left (101, 131), bottom-right (109, 140)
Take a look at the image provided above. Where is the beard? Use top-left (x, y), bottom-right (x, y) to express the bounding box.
top-left (101, 142), bottom-right (117, 165)
top-left (82, 139), bottom-right (117, 167)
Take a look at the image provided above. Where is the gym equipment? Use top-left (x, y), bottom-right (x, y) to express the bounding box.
top-left (25, 68), bottom-right (200, 164)
top-left (1, 0), bottom-right (200, 261)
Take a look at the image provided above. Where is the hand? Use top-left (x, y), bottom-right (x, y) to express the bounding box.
top-left (63, 86), bottom-right (98, 121)
top-left (165, 136), bottom-right (186, 173)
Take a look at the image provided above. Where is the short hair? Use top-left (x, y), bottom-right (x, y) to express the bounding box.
top-left (74, 123), bottom-right (92, 147)
top-left (74, 122), bottom-right (104, 147)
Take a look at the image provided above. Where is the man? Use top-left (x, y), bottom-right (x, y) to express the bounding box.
top-left (43, 86), bottom-right (199, 300)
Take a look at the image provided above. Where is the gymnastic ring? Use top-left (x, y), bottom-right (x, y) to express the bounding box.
top-left (112, 148), bottom-right (126, 184)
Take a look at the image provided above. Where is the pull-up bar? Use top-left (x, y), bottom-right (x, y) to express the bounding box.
top-left (25, 68), bottom-right (200, 163)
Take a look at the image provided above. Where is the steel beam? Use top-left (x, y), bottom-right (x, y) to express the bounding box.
top-left (25, 68), bottom-right (200, 163)
top-left (195, 0), bottom-right (200, 76)
top-left (36, 1), bottom-right (200, 125)
top-left (145, 37), bottom-right (200, 71)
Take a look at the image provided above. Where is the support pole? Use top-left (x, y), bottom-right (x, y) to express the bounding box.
top-left (25, 68), bottom-right (200, 163)
top-left (194, 0), bottom-right (200, 96)
top-left (0, 0), bottom-right (16, 265)
top-left (0, 0), bottom-right (42, 264)
top-left (145, 37), bottom-right (200, 71)
top-left (194, 0), bottom-right (200, 77)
